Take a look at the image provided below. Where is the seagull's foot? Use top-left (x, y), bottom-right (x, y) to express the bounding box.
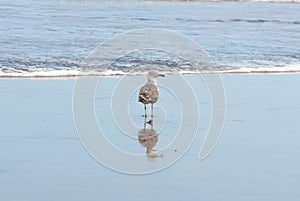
top-left (146, 119), bottom-right (153, 125)
top-left (142, 114), bottom-right (147, 117)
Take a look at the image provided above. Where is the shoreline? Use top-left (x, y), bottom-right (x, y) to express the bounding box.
top-left (0, 70), bottom-right (300, 79)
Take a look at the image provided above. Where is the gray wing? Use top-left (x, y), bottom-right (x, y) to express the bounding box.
top-left (138, 84), bottom-right (159, 104)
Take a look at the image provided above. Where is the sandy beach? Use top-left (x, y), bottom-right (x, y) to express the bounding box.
top-left (0, 73), bottom-right (299, 201)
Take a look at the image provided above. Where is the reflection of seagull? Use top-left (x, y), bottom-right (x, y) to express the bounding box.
top-left (138, 128), bottom-right (159, 158)
top-left (138, 71), bottom-right (165, 117)
top-left (138, 118), bottom-right (163, 159)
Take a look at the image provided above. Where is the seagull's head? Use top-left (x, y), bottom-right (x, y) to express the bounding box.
top-left (147, 70), bottom-right (165, 79)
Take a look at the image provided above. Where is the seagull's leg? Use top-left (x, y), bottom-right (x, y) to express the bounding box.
top-left (143, 115), bottom-right (146, 129)
top-left (151, 103), bottom-right (154, 117)
top-left (143, 104), bottom-right (147, 117)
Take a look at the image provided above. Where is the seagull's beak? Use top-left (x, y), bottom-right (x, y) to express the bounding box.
top-left (159, 74), bottom-right (165, 77)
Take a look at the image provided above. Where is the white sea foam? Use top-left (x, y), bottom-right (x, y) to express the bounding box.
top-left (222, 64), bottom-right (300, 74)
top-left (1, 65), bottom-right (299, 78)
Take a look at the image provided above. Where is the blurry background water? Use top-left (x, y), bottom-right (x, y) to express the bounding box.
top-left (0, 0), bottom-right (299, 75)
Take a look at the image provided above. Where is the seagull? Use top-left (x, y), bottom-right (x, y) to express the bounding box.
top-left (138, 70), bottom-right (165, 117)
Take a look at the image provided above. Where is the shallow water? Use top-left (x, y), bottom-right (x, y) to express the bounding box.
top-left (0, 0), bottom-right (300, 76)
top-left (0, 75), bottom-right (300, 200)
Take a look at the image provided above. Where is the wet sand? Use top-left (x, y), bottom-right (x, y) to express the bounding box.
top-left (0, 74), bottom-right (299, 201)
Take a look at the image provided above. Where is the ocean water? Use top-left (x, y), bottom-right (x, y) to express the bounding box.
top-left (0, 0), bottom-right (300, 77)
